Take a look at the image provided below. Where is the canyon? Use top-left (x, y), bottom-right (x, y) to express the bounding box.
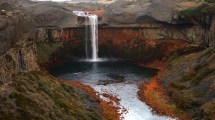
top-left (0, 0), bottom-right (215, 120)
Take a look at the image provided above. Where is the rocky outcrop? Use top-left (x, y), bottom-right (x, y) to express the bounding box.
top-left (0, 5), bottom-right (39, 83)
top-left (198, 15), bottom-right (215, 47)
top-left (160, 48), bottom-right (215, 119)
top-left (0, 45), bottom-right (39, 82)
top-left (209, 17), bottom-right (215, 47)
top-left (182, 16), bottom-right (215, 47)
top-left (1, 0), bottom-right (197, 28)
top-left (105, 0), bottom-right (183, 24)
top-left (178, 1), bottom-right (215, 47)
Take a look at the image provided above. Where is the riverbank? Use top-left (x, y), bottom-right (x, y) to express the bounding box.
top-left (137, 60), bottom-right (192, 120)
top-left (63, 81), bottom-right (120, 120)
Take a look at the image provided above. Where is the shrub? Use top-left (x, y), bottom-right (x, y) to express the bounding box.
top-left (205, 0), bottom-right (215, 3)
top-left (180, 69), bottom-right (197, 82)
top-left (170, 83), bottom-right (187, 90)
top-left (179, 3), bottom-right (210, 17)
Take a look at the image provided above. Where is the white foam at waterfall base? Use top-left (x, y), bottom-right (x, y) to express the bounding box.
top-left (73, 11), bottom-right (99, 61)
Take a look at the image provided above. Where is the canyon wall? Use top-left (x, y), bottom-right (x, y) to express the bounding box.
top-left (185, 13), bottom-right (215, 47)
top-left (159, 11), bottom-right (215, 120)
top-left (35, 22), bottom-right (211, 62)
top-left (37, 18), bottom-right (215, 47)
top-left (0, 12), bottom-right (39, 83)
top-left (35, 12), bottom-right (215, 62)
top-left (210, 18), bottom-right (215, 46)
top-left (207, 16), bottom-right (215, 47)
top-left (37, 25), bottom-right (202, 44)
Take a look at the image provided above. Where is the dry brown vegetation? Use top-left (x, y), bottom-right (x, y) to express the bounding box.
top-left (0, 72), bottom-right (103, 120)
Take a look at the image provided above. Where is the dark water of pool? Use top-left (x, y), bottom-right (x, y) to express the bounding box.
top-left (50, 60), bottom-right (158, 84)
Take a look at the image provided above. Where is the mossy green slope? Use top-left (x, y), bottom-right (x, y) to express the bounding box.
top-left (161, 48), bottom-right (215, 119)
top-left (0, 72), bottom-right (102, 120)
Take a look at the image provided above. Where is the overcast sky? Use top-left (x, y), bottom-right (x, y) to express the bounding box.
top-left (32, 0), bottom-right (73, 2)
top-left (32, 0), bottom-right (96, 2)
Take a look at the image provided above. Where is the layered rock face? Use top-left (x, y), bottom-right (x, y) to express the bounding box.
top-left (0, 8), bottom-right (39, 83)
top-left (35, 13), bottom-right (215, 62)
top-left (206, 16), bottom-right (215, 47)
top-left (185, 13), bottom-right (215, 47)
top-left (0, 45), bottom-right (39, 82)
top-left (209, 17), bottom-right (215, 47)
top-left (36, 20), bottom-right (209, 61)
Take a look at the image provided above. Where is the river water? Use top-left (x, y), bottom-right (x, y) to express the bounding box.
top-left (50, 60), bottom-right (173, 120)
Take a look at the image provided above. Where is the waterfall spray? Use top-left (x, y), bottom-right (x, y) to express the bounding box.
top-left (73, 11), bottom-right (99, 61)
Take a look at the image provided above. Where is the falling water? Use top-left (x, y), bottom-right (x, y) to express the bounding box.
top-left (73, 11), bottom-right (99, 61)
top-left (89, 15), bottom-right (98, 61)
top-left (85, 16), bottom-right (89, 58)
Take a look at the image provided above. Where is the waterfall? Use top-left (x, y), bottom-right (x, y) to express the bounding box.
top-left (88, 15), bottom-right (98, 61)
top-left (85, 16), bottom-right (89, 58)
top-left (73, 11), bottom-right (99, 61)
